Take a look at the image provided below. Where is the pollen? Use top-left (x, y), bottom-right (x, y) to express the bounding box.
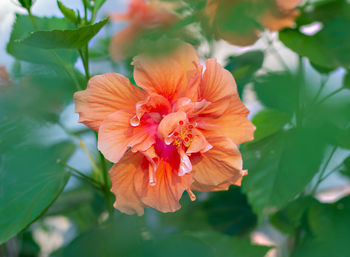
top-left (172, 122), bottom-right (194, 149)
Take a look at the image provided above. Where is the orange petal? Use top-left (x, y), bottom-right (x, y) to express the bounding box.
top-left (199, 58), bottom-right (238, 116)
top-left (191, 136), bottom-right (243, 190)
top-left (131, 94), bottom-right (171, 126)
top-left (109, 152), bottom-right (146, 215)
top-left (191, 175), bottom-right (243, 192)
top-left (74, 73), bottom-right (146, 131)
top-left (157, 111), bottom-right (187, 141)
top-left (274, 0), bottom-right (303, 12)
top-left (197, 96), bottom-right (255, 145)
top-left (261, 9), bottom-right (300, 31)
top-left (134, 158), bottom-right (192, 213)
top-left (173, 97), bottom-right (211, 118)
top-left (132, 43), bottom-right (200, 101)
top-left (186, 128), bottom-right (212, 154)
top-left (98, 110), bottom-right (155, 163)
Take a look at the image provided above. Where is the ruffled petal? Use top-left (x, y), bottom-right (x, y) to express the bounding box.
top-left (130, 94), bottom-right (171, 126)
top-left (98, 110), bottom-right (155, 163)
top-left (134, 158), bottom-right (192, 213)
top-left (173, 97), bottom-right (211, 118)
top-left (191, 174), bottom-right (244, 192)
top-left (199, 58), bottom-right (238, 116)
top-left (109, 152), bottom-right (146, 215)
top-left (186, 128), bottom-right (212, 154)
top-left (157, 111), bottom-right (187, 140)
top-left (132, 43), bottom-right (200, 101)
top-left (74, 73), bottom-right (146, 131)
top-left (197, 97), bottom-right (255, 145)
top-left (190, 137), bottom-right (244, 190)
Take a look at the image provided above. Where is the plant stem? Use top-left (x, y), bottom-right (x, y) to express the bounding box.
top-left (296, 56), bottom-right (304, 128)
top-left (58, 160), bottom-right (103, 191)
top-left (317, 88), bottom-right (344, 106)
top-left (311, 76), bottom-right (328, 105)
top-left (311, 146), bottom-right (337, 195)
top-left (99, 150), bottom-right (114, 216)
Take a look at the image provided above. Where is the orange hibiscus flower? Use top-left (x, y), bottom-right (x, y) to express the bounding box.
top-left (74, 43), bottom-right (255, 215)
top-left (109, 0), bottom-right (176, 61)
top-left (206, 0), bottom-right (303, 46)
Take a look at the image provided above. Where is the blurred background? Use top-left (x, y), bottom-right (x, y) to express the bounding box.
top-left (1, 0), bottom-right (350, 256)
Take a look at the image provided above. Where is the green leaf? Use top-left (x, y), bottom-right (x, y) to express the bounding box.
top-left (93, 0), bottom-right (107, 12)
top-left (280, 0), bottom-right (350, 70)
top-left (242, 129), bottom-right (326, 219)
top-left (18, 0), bottom-right (32, 9)
top-left (279, 29), bottom-right (337, 70)
top-left (0, 120), bottom-right (75, 243)
top-left (51, 216), bottom-right (145, 257)
top-left (7, 14), bottom-right (78, 65)
top-left (52, 214), bottom-right (270, 257)
top-left (0, 63), bottom-right (82, 122)
top-left (251, 109), bottom-right (290, 142)
top-left (225, 51), bottom-right (264, 96)
top-left (292, 197), bottom-right (350, 257)
top-left (18, 230), bottom-right (41, 257)
top-left (340, 155), bottom-right (350, 178)
top-left (270, 197), bottom-right (314, 235)
top-left (254, 72), bottom-right (299, 114)
top-left (343, 70), bottom-right (350, 89)
top-left (21, 18), bottom-right (109, 49)
top-left (57, 0), bottom-right (77, 24)
top-left (201, 187), bottom-right (257, 236)
top-left (191, 232), bottom-right (271, 257)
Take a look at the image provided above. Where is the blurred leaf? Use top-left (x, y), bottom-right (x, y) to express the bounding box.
top-left (137, 232), bottom-right (271, 257)
top-left (242, 129), bottom-right (326, 219)
top-left (191, 232), bottom-right (271, 257)
top-left (0, 64), bottom-right (81, 122)
top-left (252, 109), bottom-right (290, 142)
top-left (52, 214), bottom-right (270, 257)
top-left (225, 50), bottom-right (264, 96)
top-left (279, 29), bottom-right (337, 69)
top-left (7, 14), bottom-right (78, 65)
top-left (254, 72), bottom-right (298, 114)
top-left (343, 70), bottom-right (350, 89)
top-left (21, 18), bottom-right (108, 49)
top-left (18, 0), bottom-right (32, 9)
top-left (18, 231), bottom-right (40, 257)
top-left (0, 120), bottom-right (75, 244)
top-left (281, 0), bottom-right (350, 70)
top-left (57, 0), bottom-right (77, 24)
top-left (46, 186), bottom-right (105, 232)
top-left (51, 215), bottom-right (144, 257)
top-left (93, 0), bottom-right (107, 12)
top-left (270, 197), bottom-right (314, 235)
top-left (292, 196), bottom-right (350, 257)
top-left (89, 37), bottom-right (111, 60)
top-left (201, 187), bottom-right (257, 236)
top-left (340, 155), bottom-right (350, 178)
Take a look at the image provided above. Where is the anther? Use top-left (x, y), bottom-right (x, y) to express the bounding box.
top-left (184, 137), bottom-right (189, 142)
top-left (188, 124), bottom-right (193, 129)
top-left (179, 120), bottom-right (184, 125)
top-left (174, 131), bottom-right (179, 136)
top-left (187, 134), bottom-right (193, 139)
